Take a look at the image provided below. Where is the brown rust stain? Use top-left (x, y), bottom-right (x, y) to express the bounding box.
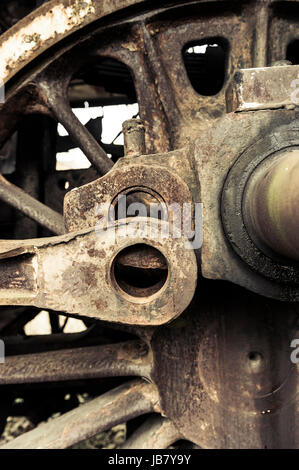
top-left (87, 248), bottom-right (106, 258)
top-left (23, 33), bottom-right (42, 45)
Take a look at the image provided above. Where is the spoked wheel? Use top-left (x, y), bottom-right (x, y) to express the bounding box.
top-left (0, 0), bottom-right (298, 449)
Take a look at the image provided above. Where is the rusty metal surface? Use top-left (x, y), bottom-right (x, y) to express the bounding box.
top-left (0, 0), bottom-right (298, 451)
top-left (64, 153), bottom-right (195, 232)
top-left (150, 283), bottom-right (299, 448)
top-left (121, 415), bottom-right (181, 449)
top-left (0, 218), bottom-right (197, 325)
top-left (0, 0), bottom-right (149, 86)
top-left (193, 107), bottom-right (299, 301)
top-left (123, 118), bottom-right (146, 158)
top-left (1, 0), bottom-right (295, 154)
top-left (0, 379), bottom-right (160, 449)
top-left (227, 65), bottom-right (299, 112)
top-left (0, 174), bottom-right (65, 235)
top-left (0, 340), bottom-right (151, 384)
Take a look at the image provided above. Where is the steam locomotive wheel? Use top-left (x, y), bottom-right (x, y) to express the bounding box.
top-left (0, 0), bottom-right (297, 449)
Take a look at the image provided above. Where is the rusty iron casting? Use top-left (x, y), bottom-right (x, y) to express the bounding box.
top-left (0, 218), bottom-right (197, 325)
top-left (150, 283), bottom-right (298, 448)
top-left (227, 64), bottom-right (299, 112)
top-left (0, 0), bottom-right (297, 451)
top-left (123, 118), bottom-right (146, 158)
top-left (63, 154), bottom-right (196, 232)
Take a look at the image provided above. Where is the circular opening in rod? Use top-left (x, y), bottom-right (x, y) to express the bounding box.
top-left (112, 244), bottom-right (168, 299)
top-left (111, 187), bottom-right (167, 222)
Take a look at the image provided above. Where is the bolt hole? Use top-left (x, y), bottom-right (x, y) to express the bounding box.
top-left (248, 351), bottom-right (261, 361)
top-left (58, 179), bottom-right (70, 191)
top-left (247, 351), bottom-right (264, 373)
top-left (112, 244), bottom-right (168, 299)
top-left (112, 189), bottom-right (166, 221)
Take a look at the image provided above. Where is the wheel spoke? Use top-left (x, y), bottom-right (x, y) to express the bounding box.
top-left (3, 324), bottom-right (110, 355)
top-left (0, 379), bottom-right (160, 449)
top-left (0, 340), bottom-right (151, 385)
top-left (140, 24), bottom-right (181, 133)
top-left (0, 174), bottom-right (64, 234)
top-left (121, 415), bottom-right (180, 449)
top-left (39, 84), bottom-right (113, 175)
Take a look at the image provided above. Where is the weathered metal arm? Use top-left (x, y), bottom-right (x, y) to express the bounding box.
top-left (0, 217), bottom-right (197, 325)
